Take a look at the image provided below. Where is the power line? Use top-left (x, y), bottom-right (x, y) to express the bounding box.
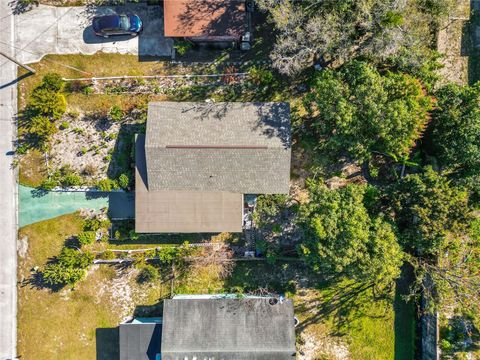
top-left (0, 39), bottom-right (92, 75)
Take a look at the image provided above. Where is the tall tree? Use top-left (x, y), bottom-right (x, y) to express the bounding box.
top-left (389, 167), bottom-right (469, 257)
top-left (304, 61), bottom-right (432, 161)
top-left (299, 181), bottom-right (403, 289)
top-left (428, 83), bottom-right (480, 177)
top-left (256, 0), bottom-right (454, 75)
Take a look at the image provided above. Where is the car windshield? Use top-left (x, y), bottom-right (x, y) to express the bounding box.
top-left (119, 15), bottom-right (130, 31)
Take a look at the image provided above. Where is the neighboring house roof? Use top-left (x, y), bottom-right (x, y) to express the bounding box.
top-left (160, 297), bottom-right (297, 360)
top-left (135, 135), bottom-right (243, 233)
top-left (145, 102), bottom-right (291, 194)
top-left (119, 323), bottom-right (162, 360)
top-left (163, 0), bottom-right (247, 39)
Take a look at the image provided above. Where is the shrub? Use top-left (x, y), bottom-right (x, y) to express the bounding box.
top-left (42, 248), bottom-right (93, 286)
top-left (137, 265), bottom-right (159, 283)
top-left (77, 231), bottom-right (96, 246)
top-left (60, 173), bottom-right (81, 187)
top-left (29, 88), bottom-right (66, 119)
top-left (28, 115), bottom-right (57, 144)
top-left (97, 178), bottom-right (118, 191)
top-left (60, 121), bottom-right (69, 130)
top-left (57, 247), bottom-right (94, 268)
top-left (248, 66), bottom-right (274, 86)
top-left (118, 173), bottom-right (129, 189)
top-left (40, 177), bottom-right (57, 190)
top-left (109, 105), bottom-right (123, 122)
top-left (174, 40), bottom-right (192, 56)
top-left (42, 263), bottom-right (85, 286)
top-left (83, 216), bottom-right (110, 232)
top-left (83, 86), bottom-right (94, 95)
top-left (42, 73), bottom-right (64, 92)
top-left (100, 250), bottom-right (116, 260)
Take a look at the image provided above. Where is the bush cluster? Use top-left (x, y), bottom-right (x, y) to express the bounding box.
top-left (42, 247), bottom-right (93, 287)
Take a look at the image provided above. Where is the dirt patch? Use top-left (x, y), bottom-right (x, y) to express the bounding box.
top-left (17, 235), bottom-right (29, 259)
top-left (437, 0), bottom-right (471, 85)
top-left (298, 330), bottom-right (350, 360)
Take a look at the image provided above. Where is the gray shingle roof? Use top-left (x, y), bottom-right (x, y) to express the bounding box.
top-left (145, 102), bottom-right (291, 194)
top-left (119, 323), bottom-right (162, 360)
top-left (161, 298), bottom-right (297, 360)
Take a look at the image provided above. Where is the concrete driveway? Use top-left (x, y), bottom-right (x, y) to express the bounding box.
top-left (15, 4), bottom-right (174, 64)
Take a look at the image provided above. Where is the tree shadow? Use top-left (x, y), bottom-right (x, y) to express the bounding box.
top-left (394, 263), bottom-right (417, 360)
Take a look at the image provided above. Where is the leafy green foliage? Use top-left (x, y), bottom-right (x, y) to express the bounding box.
top-left (305, 61), bottom-right (432, 160)
top-left (248, 66), bottom-right (275, 86)
top-left (27, 115), bottom-right (57, 145)
top-left (77, 231), bottom-right (96, 246)
top-left (253, 194), bottom-right (288, 227)
top-left (137, 264), bottom-right (159, 283)
top-left (428, 83), bottom-right (480, 177)
top-left (83, 216), bottom-right (110, 232)
top-left (174, 40), bottom-right (193, 56)
top-left (97, 178), bottom-right (119, 192)
top-left (256, 0), bottom-right (449, 75)
top-left (41, 73), bottom-right (64, 92)
top-left (108, 105), bottom-right (123, 122)
top-left (42, 263), bottom-right (85, 286)
top-left (41, 165), bottom-right (82, 189)
top-left (389, 167), bottom-right (469, 256)
top-left (29, 88), bottom-right (66, 120)
top-left (117, 173), bottom-right (130, 190)
top-left (299, 181), bottom-right (403, 287)
top-left (41, 248), bottom-right (93, 287)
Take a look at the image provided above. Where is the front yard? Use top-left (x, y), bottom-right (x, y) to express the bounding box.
top-left (17, 53), bottom-right (290, 188)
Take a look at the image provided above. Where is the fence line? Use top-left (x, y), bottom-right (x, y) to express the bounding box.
top-left (62, 73), bottom-right (248, 82)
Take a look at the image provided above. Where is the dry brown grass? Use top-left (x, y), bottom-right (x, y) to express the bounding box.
top-left (18, 148), bottom-right (48, 187)
top-left (17, 213), bottom-right (161, 360)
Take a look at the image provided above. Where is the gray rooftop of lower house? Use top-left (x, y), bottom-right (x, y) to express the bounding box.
top-left (161, 297), bottom-right (297, 360)
top-left (119, 323), bottom-right (162, 360)
top-left (145, 102), bottom-right (291, 194)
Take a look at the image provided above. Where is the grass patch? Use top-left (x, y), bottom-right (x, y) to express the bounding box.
top-left (17, 213), bottom-right (161, 360)
top-left (18, 148), bottom-right (47, 187)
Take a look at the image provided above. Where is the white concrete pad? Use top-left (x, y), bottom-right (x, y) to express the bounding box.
top-left (15, 4), bottom-right (174, 64)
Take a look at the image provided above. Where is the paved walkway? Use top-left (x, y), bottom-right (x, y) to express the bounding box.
top-left (15, 4), bottom-right (174, 64)
top-left (19, 185), bottom-right (135, 227)
top-left (0, 0), bottom-right (18, 357)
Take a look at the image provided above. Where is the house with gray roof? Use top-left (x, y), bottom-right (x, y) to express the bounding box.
top-left (135, 102), bottom-right (291, 233)
top-left (119, 295), bottom-right (297, 360)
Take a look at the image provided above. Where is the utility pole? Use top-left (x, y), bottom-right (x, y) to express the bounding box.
top-left (0, 51), bottom-right (36, 74)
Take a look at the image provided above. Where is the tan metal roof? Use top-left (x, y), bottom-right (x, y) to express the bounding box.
top-left (163, 0), bottom-right (247, 38)
top-left (135, 135), bottom-right (243, 233)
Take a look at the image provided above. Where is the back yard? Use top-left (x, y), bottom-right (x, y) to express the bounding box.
top-left (17, 212), bottom-right (415, 360)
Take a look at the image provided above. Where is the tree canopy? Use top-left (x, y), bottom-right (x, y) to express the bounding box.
top-left (389, 167), bottom-right (470, 257)
top-left (428, 83), bottom-right (480, 177)
top-left (299, 181), bottom-right (403, 288)
top-left (304, 61), bottom-right (432, 160)
top-left (256, 0), bottom-right (454, 75)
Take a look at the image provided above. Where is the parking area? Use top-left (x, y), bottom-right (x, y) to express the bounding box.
top-left (15, 4), bottom-right (174, 64)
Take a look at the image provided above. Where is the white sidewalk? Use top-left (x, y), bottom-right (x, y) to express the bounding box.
top-left (0, 0), bottom-right (18, 358)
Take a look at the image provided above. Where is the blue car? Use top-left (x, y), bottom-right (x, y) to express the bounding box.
top-left (92, 13), bottom-right (143, 38)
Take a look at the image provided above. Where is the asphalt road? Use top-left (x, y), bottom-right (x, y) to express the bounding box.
top-left (0, 0), bottom-right (17, 358)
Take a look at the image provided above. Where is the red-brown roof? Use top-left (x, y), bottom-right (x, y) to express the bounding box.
top-left (163, 0), bottom-right (247, 38)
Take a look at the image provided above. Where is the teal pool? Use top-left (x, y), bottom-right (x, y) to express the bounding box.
top-left (19, 185), bottom-right (135, 227)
